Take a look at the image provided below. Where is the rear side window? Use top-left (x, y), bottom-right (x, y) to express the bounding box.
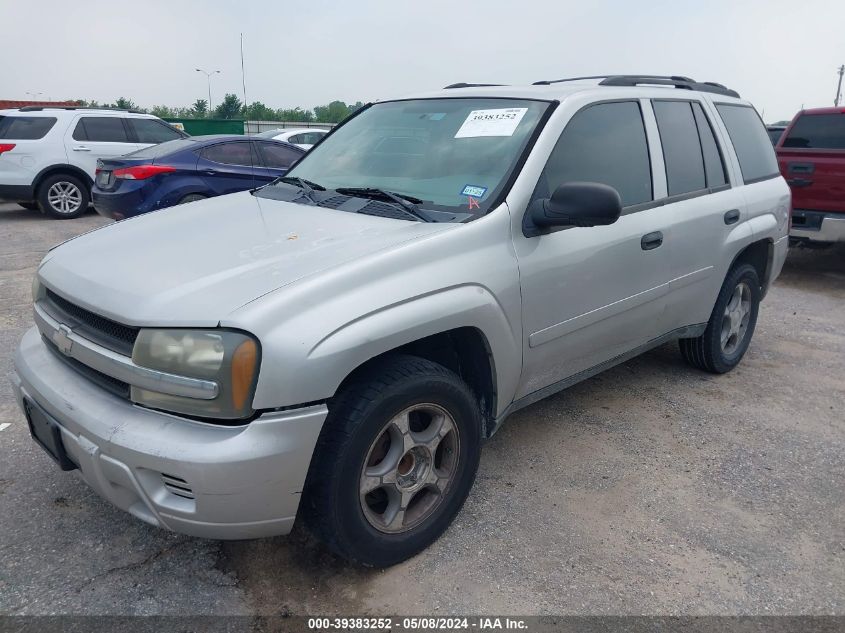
top-left (258, 142), bottom-right (302, 169)
top-left (201, 141), bottom-right (259, 166)
top-left (782, 114), bottom-right (845, 149)
top-left (73, 117), bottom-right (130, 143)
top-left (534, 101), bottom-right (652, 207)
top-left (653, 101), bottom-right (706, 196)
top-left (715, 104), bottom-right (779, 184)
top-left (0, 116), bottom-right (57, 140)
top-left (129, 118), bottom-right (183, 144)
top-left (287, 133), bottom-right (305, 144)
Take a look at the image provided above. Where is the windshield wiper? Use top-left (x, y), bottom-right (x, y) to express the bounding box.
top-left (335, 187), bottom-right (434, 223)
top-left (275, 176), bottom-right (326, 204)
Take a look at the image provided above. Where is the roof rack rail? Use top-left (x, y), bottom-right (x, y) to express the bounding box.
top-left (533, 74), bottom-right (695, 86)
top-left (443, 83), bottom-right (505, 89)
top-left (17, 105), bottom-right (146, 114)
top-left (532, 74), bottom-right (738, 97)
top-left (598, 75), bottom-right (739, 98)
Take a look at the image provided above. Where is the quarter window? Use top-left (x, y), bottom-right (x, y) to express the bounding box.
top-left (692, 103), bottom-right (728, 188)
top-left (534, 101), bottom-right (652, 207)
top-left (0, 116), bottom-right (57, 140)
top-left (715, 104), bottom-right (779, 184)
top-left (72, 117), bottom-right (130, 143)
top-left (653, 101), bottom-right (706, 196)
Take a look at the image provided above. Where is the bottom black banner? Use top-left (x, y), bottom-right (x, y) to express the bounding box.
top-left (0, 616), bottom-right (843, 633)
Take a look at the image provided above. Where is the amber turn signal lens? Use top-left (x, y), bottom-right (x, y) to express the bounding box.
top-left (231, 338), bottom-right (258, 410)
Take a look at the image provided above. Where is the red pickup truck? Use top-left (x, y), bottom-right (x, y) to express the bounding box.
top-left (776, 107), bottom-right (845, 245)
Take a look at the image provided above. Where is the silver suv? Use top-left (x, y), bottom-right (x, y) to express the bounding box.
top-left (13, 75), bottom-right (790, 566)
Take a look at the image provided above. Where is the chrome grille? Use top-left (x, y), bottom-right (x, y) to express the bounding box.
top-left (44, 288), bottom-right (138, 355)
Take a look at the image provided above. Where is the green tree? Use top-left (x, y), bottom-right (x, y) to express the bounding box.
top-left (213, 93), bottom-right (243, 119)
top-left (314, 101), bottom-right (356, 123)
top-left (150, 105), bottom-right (175, 118)
top-left (276, 107), bottom-right (315, 122)
top-left (114, 97), bottom-right (138, 110)
top-left (191, 99), bottom-right (208, 118)
top-left (244, 101), bottom-right (276, 121)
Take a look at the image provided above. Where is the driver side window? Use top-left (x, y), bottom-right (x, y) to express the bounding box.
top-left (532, 101), bottom-right (653, 208)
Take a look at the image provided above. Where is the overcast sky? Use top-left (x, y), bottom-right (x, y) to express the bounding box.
top-left (1, 0), bottom-right (841, 122)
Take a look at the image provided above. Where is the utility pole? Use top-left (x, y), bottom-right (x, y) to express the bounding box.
top-left (195, 68), bottom-right (221, 117)
top-left (835, 65), bottom-right (844, 107)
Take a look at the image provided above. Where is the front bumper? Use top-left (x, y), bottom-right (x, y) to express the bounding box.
top-left (790, 210), bottom-right (845, 243)
top-left (12, 326), bottom-right (327, 539)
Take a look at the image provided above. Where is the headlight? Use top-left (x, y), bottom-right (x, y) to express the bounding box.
top-left (131, 329), bottom-right (260, 420)
top-left (32, 275), bottom-right (41, 302)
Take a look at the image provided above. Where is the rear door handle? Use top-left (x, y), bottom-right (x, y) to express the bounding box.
top-left (723, 209), bottom-right (740, 225)
top-left (641, 231), bottom-right (663, 250)
top-left (71, 145), bottom-right (91, 152)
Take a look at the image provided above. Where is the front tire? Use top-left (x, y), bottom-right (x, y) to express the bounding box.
top-left (679, 263), bottom-right (761, 373)
top-left (178, 193), bottom-right (207, 205)
top-left (38, 174), bottom-right (89, 219)
top-left (301, 355), bottom-right (482, 567)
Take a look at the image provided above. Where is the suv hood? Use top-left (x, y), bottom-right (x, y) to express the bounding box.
top-left (38, 191), bottom-right (454, 326)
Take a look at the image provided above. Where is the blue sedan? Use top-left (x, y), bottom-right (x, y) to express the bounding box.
top-left (92, 135), bottom-right (305, 219)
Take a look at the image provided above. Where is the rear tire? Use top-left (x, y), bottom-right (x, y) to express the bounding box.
top-left (679, 263), bottom-right (760, 373)
top-left (301, 354), bottom-right (482, 567)
top-left (37, 174), bottom-right (89, 219)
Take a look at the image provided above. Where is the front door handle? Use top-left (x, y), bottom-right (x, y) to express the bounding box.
top-left (724, 209), bottom-right (740, 225)
top-left (71, 145), bottom-right (91, 152)
top-left (641, 231), bottom-right (663, 251)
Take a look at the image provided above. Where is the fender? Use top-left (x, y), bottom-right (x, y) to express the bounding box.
top-left (250, 284), bottom-right (521, 416)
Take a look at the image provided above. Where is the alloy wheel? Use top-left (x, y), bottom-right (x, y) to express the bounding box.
top-left (359, 403), bottom-right (460, 534)
top-left (47, 181), bottom-right (83, 215)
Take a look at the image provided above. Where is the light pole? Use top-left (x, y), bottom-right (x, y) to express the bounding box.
top-left (195, 68), bottom-right (221, 117)
top-left (25, 91), bottom-right (43, 101)
top-left (835, 65), bottom-right (844, 107)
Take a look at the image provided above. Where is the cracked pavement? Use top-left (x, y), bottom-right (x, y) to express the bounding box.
top-left (0, 203), bottom-right (843, 616)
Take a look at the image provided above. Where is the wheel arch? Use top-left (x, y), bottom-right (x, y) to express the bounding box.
top-left (333, 326), bottom-right (499, 438)
top-left (33, 164), bottom-right (93, 195)
top-left (729, 238), bottom-right (773, 297)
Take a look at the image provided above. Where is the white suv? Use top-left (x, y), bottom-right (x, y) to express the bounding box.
top-left (0, 107), bottom-right (186, 218)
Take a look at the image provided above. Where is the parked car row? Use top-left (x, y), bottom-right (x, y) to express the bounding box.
top-left (0, 106), bottom-right (307, 218)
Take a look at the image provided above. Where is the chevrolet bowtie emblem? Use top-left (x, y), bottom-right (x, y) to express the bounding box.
top-left (52, 325), bottom-right (74, 356)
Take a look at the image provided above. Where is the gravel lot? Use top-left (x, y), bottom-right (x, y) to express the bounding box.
top-left (0, 202), bottom-right (842, 616)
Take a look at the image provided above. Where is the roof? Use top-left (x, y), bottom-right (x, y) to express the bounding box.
top-left (395, 75), bottom-right (746, 104)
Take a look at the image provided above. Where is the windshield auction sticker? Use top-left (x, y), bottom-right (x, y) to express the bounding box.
top-left (454, 108), bottom-right (528, 138)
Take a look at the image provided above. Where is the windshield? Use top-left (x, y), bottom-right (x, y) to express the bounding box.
top-left (278, 98), bottom-right (549, 217)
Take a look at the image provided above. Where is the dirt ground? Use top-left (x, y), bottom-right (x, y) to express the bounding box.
top-left (0, 203), bottom-right (842, 616)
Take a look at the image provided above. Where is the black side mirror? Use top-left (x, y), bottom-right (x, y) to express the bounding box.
top-left (525, 182), bottom-right (622, 236)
